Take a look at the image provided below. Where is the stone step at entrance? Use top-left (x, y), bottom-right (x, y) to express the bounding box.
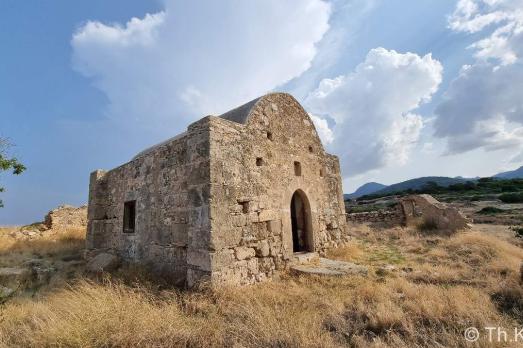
top-left (290, 258), bottom-right (368, 277)
top-left (291, 252), bottom-right (319, 264)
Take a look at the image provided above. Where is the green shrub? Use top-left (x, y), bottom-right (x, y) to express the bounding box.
top-left (478, 177), bottom-right (495, 183)
top-left (477, 206), bottom-right (504, 215)
top-left (501, 185), bottom-right (518, 192)
top-left (499, 193), bottom-right (523, 203)
top-left (511, 226), bottom-right (523, 238)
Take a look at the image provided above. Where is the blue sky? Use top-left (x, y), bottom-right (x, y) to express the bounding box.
top-left (1, 0), bottom-right (523, 224)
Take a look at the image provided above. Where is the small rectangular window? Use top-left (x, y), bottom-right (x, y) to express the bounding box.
top-left (294, 161), bottom-right (302, 176)
top-left (256, 157), bottom-right (264, 166)
top-left (123, 200), bottom-right (136, 233)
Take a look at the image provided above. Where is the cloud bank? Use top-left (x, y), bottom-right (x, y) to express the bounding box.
top-left (306, 48), bottom-right (442, 176)
top-left (72, 0), bottom-right (331, 132)
top-left (435, 0), bottom-right (523, 161)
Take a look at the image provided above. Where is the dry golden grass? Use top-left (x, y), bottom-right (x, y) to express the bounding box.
top-left (0, 227), bottom-right (85, 267)
top-left (0, 224), bottom-right (522, 347)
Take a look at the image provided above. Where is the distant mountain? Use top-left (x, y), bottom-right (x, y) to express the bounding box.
top-left (344, 182), bottom-right (387, 200)
top-left (494, 166), bottom-right (523, 179)
top-left (345, 166), bottom-right (523, 200)
top-left (372, 176), bottom-right (475, 196)
top-left (350, 176), bottom-right (476, 199)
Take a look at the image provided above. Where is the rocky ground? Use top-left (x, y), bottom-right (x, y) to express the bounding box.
top-left (0, 205), bottom-right (87, 302)
top-left (455, 200), bottom-right (523, 226)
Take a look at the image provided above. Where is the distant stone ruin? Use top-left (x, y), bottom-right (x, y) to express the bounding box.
top-left (44, 205), bottom-right (87, 230)
top-left (346, 208), bottom-right (404, 225)
top-left (87, 93), bottom-right (348, 287)
top-left (400, 194), bottom-right (471, 232)
top-left (8, 205), bottom-right (87, 240)
top-left (347, 194), bottom-right (470, 232)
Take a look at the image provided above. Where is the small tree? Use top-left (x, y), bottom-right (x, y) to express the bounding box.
top-left (0, 138), bottom-right (26, 208)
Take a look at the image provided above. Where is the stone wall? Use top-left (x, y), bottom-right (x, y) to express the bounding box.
top-left (207, 93), bottom-right (348, 286)
top-left (44, 205), bottom-right (87, 230)
top-left (87, 118), bottom-right (212, 286)
top-left (346, 208), bottom-right (403, 225)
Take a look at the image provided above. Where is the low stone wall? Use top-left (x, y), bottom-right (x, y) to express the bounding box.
top-left (346, 208), bottom-right (404, 225)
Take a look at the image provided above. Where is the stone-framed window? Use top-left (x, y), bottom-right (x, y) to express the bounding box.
top-left (123, 200), bottom-right (136, 233)
top-left (308, 145), bottom-right (313, 153)
top-left (266, 131), bottom-right (273, 141)
top-left (294, 161), bottom-right (302, 176)
top-left (319, 168), bottom-right (324, 177)
top-left (256, 157), bottom-right (264, 166)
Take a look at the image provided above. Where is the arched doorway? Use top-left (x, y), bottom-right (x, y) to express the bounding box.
top-left (290, 190), bottom-right (313, 252)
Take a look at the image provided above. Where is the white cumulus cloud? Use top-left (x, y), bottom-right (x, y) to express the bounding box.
top-left (71, 0), bottom-right (331, 131)
top-left (305, 47), bottom-right (442, 176)
top-left (435, 0), bottom-right (523, 161)
top-left (310, 114), bottom-right (334, 144)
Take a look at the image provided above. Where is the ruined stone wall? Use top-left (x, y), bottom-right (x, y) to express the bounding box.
top-left (345, 195), bottom-right (471, 233)
top-left (44, 205), bottom-right (87, 230)
top-left (207, 93), bottom-right (348, 285)
top-left (87, 118), bottom-right (211, 286)
top-left (400, 194), bottom-right (470, 232)
top-left (346, 208), bottom-right (404, 225)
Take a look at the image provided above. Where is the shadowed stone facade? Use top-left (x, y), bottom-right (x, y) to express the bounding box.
top-left (87, 93), bottom-right (348, 287)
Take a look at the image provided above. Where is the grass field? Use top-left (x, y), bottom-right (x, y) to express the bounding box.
top-left (0, 223), bottom-right (522, 347)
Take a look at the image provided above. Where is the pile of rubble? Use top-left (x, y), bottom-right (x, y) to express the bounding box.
top-left (347, 194), bottom-right (471, 233)
top-left (7, 205), bottom-right (87, 240)
top-left (0, 205), bottom-right (87, 302)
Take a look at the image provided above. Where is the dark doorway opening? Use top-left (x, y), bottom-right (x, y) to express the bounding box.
top-left (290, 190), bottom-right (312, 252)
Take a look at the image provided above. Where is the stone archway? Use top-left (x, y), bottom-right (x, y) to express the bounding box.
top-left (290, 190), bottom-right (313, 252)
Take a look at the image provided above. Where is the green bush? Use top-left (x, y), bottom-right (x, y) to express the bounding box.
top-left (511, 226), bottom-right (523, 238)
top-left (478, 177), bottom-right (495, 183)
top-left (501, 185), bottom-right (518, 192)
top-left (499, 193), bottom-right (523, 203)
top-left (477, 206), bottom-right (504, 215)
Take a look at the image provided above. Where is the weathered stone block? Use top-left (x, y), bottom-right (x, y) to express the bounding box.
top-left (258, 209), bottom-right (278, 222)
top-left (246, 258), bottom-right (258, 274)
top-left (267, 219), bottom-right (281, 235)
top-left (187, 249), bottom-right (211, 272)
top-left (248, 212), bottom-right (259, 223)
top-left (234, 247), bottom-right (256, 261)
top-left (232, 214), bottom-right (247, 227)
top-left (210, 249), bottom-right (235, 268)
top-left (256, 240), bottom-right (270, 257)
top-left (171, 224), bottom-right (188, 246)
